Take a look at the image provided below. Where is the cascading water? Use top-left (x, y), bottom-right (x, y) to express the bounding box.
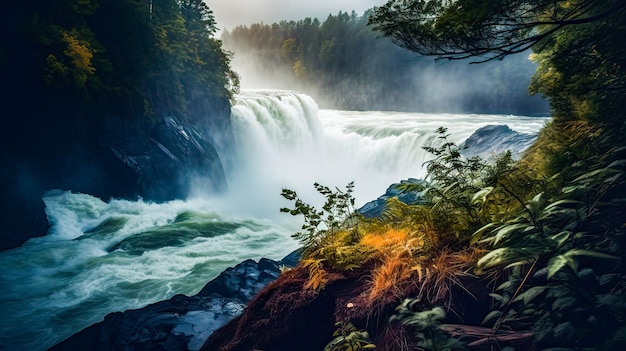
top-left (225, 90), bottom-right (549, 207)
top-left (0, 90), bottom-right (549, 351)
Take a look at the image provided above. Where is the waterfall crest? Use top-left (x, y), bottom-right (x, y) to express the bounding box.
top-left (227, 90), bottom-right (549, 204)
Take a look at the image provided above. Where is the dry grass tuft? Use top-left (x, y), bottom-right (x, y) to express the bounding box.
top-left (419, 247), bottom-right (482, 308)
top-left (361, 228), bottom-right (428, 310)
top-left (367, 249), bottom-right (414, 305)
top-left (361, 228), bottom-right (412, 249)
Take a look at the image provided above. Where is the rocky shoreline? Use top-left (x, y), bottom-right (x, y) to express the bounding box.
top-left (49, 251), bottom-right (300, 351)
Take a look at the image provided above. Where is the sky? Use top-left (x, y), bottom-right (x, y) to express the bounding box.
top-left (206, 0), bottom-right (383, 32)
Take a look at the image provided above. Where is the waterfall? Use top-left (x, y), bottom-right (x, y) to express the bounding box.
top-left (226, 89), bottom-right (549, 207)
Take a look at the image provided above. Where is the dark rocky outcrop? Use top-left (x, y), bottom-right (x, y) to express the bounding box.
top-left (0, 103), bottom-right (231, 251)
top-left (49, 257), bottom-right (294, 351)
top-left (103, 116), bottom-right (228, 201)
top-left (202, 266), bottom-right (340, 351)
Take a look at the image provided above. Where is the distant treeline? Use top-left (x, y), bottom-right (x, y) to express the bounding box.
top-left (222, 9), bottom-right (548, 115)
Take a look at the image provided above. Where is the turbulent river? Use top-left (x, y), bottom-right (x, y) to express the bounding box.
top-left (0, 91), bottom-right (549, 350)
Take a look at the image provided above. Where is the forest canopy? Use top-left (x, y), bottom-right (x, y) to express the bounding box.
top-left (0, 0), bottom-right (238, 127)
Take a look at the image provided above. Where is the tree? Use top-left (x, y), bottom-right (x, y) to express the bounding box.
top-left (179, 0), bottom-right (218, 36)
top-left (369, 0), bottom-right (626, 62)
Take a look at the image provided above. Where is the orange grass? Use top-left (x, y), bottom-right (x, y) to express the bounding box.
top-left (367, 250), bottom-right (414, 304)
top-left (361, 226), bottom-right (483, 314)
top-left (361, 228), bottom-right (428, 308)
top-left (361, 228), bottom-right (411, 249)
top-left (419, 247), bottom-right (482, 307)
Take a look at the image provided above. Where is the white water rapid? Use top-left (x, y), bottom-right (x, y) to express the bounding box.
top-left (0, 90), bottom-right (549, 351)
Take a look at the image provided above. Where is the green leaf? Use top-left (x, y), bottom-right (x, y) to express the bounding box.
top-left (547, 255), bottom-right (572, 279)
top-left (550, 231), bottom-right (571, 248)
top-left (552, 322), bottom-right (575, 339)
top-left (544, 199), bottom-right (583, 210)
top-left (471, 222), bottom-right (496, 244)
top-left (471, 187), bottom-right (493, 204)
top-left (552, 296), bottom-right (576, 311)
top-left (512, 286), bottom-right (546, 305)
top-left (572, 168), bottom-right (619, 183)
top-left (482, 310), bottom-right (503, 325)
top-left (563, 249), bottom-right (618, 260)
top-left (477, 248), bottom-right (528, 269)
top-left (504, 260), bottom-right (532, 270)
top-left (493, 223), bottom-right (532, 245)
top-left (496, 280), bottom-right (513, 292)
top-left (489, 293), bottom-right (505, 301)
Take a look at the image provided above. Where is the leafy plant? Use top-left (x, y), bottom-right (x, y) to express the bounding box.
top-left (420, 127), bottom-right (541, 243)
top-left (391, 301), bottom-right (467, 351)
top-left (474, 146), bottom-right (626, 350)
top-left (421, 127), bottom-right (486, 240)
top-left (280, 181), bottom-right (361, 265)
top-left (324, 322), bottom-right (376, 351)
top-left (301, 257), bottom-right (329, 291)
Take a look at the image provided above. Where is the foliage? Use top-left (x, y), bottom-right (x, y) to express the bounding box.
top-left (421, 127), bottom-right (486, 240)
top-left (474, 145), bottom-right (626, 349)
top-left (421, 127), bottom-right (543, 243)
top-left (301, 257), bottom-right (329, 291)
top-left (391, 302), bottom-right (467, 351)
top-left (281, 182), bottom-right (365, 271)
top-left (324, 322), bottom-right (376, 351)
top-left (2, 0), bottom-right (239, 128)
top-left (369, 0), bottom-right (626, 62)
top-left (528, 5), bottom-right (626, 126)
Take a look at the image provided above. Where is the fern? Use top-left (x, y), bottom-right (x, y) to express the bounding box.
top-left (302, 258), bottom-right (329, 291)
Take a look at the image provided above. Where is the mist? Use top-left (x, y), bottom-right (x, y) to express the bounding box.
top-left (227, 46), bottom-right (548, 115)
top-left (220, 11), bottom-right (549, 115)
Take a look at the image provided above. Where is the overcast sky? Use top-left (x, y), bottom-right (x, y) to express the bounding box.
top-left (206, 0), bottom-right (384, 32)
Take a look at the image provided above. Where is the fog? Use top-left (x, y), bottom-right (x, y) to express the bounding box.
top-left (225, 44), bottom-right (548, 115)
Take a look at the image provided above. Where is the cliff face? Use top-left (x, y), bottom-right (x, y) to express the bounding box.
top-left (0, 0), bottom-right (239, 252)
top-left (0, 96), bottom-right (232, 251)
